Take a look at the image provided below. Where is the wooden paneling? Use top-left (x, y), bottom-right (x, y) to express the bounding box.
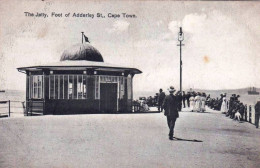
top-left (44, 99), bottom-right (100, 114)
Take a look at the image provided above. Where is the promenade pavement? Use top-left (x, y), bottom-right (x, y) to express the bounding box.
top-left (0, 107), bottom-right (259, 168)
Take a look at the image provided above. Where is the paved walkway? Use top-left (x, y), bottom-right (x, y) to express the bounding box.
top-left (0, 107), bottom-right (259, 168)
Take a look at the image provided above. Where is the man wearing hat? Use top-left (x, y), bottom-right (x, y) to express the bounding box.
top-left (163, 86), bottom-right (179, 140)
top-left (157, 88), bottom-right (166, 112)
top-left (254, 98), bottom-right (260, 128)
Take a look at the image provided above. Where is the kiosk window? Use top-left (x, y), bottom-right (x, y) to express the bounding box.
top-left (68, 75), bottom-right (73, 99)
top-left (49, 74), bottom-right (89, 100)
top-left (64, 75), bottom-right (68, 99)
top-left (59, 75), bottom-right (64, 99)
top-left (30, 75), bottom-right (43, 99)
top-left (95, 76), bottom-right (100, 99)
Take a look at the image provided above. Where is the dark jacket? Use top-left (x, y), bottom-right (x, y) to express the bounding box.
top-left (163, 94), bottom-right (179, 119)
top-left (176, 94), bottom-right (182, 111)
top-left (158, 92), bottom-right (166, 103)
top-left (255, 101), bottom-right (260, 114)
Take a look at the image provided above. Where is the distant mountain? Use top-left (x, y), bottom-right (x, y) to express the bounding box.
top-left (195, 87), bottom-right (259, 97)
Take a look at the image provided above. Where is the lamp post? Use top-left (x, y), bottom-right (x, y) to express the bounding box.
top-left (177, 27), bottom-right (184, 96)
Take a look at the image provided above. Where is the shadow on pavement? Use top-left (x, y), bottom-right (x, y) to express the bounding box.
top-left (173, 137), bottom-right (203, 142)
top-left (118, 111), bottom-right (160, 114)
top-left (180, 111), bottom-right (212, 114)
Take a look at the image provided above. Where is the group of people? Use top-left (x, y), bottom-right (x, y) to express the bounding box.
top-left (207, 93), bottom-right (246, 122)
top-left (188, 92), bottom-right (207, 112)
top-left (207, 95), bottom-right (224, 111)
top-left (157, 87), bottom-right (260, 140)
top-left (158, 89), bottom-right (208, 113)
top-left (225, 94), bottom-right (246, 121)
top-left (209, 93), bottom-right (260, 128)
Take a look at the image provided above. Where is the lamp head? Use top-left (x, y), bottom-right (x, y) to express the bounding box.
top-left (178, 27), bottom-right (184, 41)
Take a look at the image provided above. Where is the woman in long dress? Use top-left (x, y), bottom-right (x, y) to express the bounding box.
top-left (189, 93), bottom-right (195, 112)
top-left (221, 95), bottom-right (228, 114)
top-left (195, 92), bottom-right (202, 112)
top-left (201, 93), bottom-right (206, 112)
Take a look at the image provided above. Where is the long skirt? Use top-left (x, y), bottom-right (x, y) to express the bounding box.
top-left (221, 101), bottom-right (228, 113)
top-left (195, 100), bottom-right (202, 112)
top-left (190, 100), bottom-right (195, 111)
top-left (201, 101), bottom-right (206, 112)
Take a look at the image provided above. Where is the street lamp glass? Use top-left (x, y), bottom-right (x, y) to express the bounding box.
top-left (178, 32), bottom-right (184, 41)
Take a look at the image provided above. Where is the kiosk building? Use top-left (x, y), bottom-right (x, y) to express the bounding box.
top-left (17, 43), bottom-right (142, 115)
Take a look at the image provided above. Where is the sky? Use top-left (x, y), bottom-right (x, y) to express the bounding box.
top-left (0, 0), bottom-right (260, 93)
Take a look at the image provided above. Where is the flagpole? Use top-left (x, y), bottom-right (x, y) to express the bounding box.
top-left (81, 32), bottom-right (84, 44)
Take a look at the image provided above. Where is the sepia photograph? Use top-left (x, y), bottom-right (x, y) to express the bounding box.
top-left (0, 0), bottom-right (259, 167)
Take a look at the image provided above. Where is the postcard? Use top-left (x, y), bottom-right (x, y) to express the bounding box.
top-left (0, 1), bottom-right (259, 168)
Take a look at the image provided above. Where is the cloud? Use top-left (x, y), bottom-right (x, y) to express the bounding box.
top-left (160, 32), bottom-right (175, 41)
top-left (156, 20), bottom-right (163, 27)
top-left (106, 20), bottom-right (130, 34)
top-left (168, 20), bottom-right (181, 34)
top-left (164, 11), bottom-right (260, 90)
top-left (168, 13), bottom-right (207, 34)
top-left (182, 13), bottom-right (207, 33)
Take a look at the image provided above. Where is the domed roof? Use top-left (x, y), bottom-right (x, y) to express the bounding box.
top-left (60, 43), bottom-right (104, 62)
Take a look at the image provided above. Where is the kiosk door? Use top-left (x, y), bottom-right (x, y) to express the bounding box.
top-left (100, 83), bottom-right (117, 113)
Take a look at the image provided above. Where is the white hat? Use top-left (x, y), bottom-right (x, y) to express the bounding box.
top-left (167, 86), bottom-right (176, 93)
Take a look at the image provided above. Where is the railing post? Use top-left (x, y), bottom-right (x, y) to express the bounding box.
top-left (8, 100), bottom-right (10, 117)
top-left (245, 106), bottom-right (247, 122)
top-left (31, 100), bottom-right (33, 116)
top-left (26, 101), bottom-right (29, 116)
top-left (21, 101), bottom-right (26, 116)
top-left (43, 100), bottom-right (45, 115)
top-left (249, 105), bottom-right (252, 123)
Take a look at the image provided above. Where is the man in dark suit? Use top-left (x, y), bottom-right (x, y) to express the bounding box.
top-left (157, 89), bottom-right (166, 112)
top-left (255, 98), bottom-right (260, 128)
top-left (176, 91), bottom-right (183, 112)
top-left (182, 91), bottom-right (186, 108)
top-left (163, 86), bottom-right (179, 140)
top-left (186, 92), bottom-right (191, 108)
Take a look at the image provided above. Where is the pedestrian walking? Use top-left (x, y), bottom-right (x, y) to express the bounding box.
top-left (163, 86), bottom-right (179, 140)
top-left (182, 91), bottom-right (186, 108)
top-left (201, 93), bottom-right (206, 112)
top-left (195, 92), bottom-right (202, 112)
top-left (221, 94), bottom-right (228, 114)
top-left (186, 92), bottom-right (191, 108)
top-left (157, 89), bottom-right (166, 112)
top-left (254, 98), bottom-right (260, 128)
top-left (189, 92), bottom-right (195, 112)
top-left (176, 91), bottom-right (182, 111)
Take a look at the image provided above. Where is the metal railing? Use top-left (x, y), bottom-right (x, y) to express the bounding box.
top-left (26, 100), bottom-right (45, 116)
top-left (0, 100), bottom-right (26, 118)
